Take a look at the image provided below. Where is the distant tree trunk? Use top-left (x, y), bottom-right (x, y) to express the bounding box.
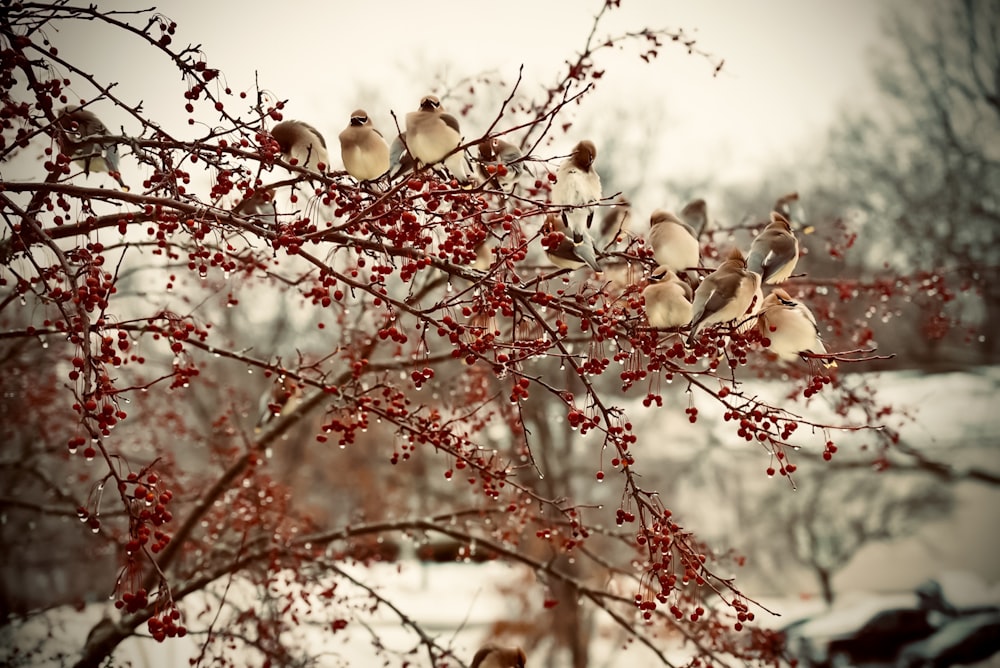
top-left (815, 565), bottom-right (834, 606)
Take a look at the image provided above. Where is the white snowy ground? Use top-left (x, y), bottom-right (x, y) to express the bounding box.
top-left (3, 368), bottom-right (999, 667)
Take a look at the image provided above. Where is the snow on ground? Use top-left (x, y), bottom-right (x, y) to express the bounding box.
top-left (3, 369), bottom-right (999, 667)
top-left (1, 562), bottom-right (686, 667)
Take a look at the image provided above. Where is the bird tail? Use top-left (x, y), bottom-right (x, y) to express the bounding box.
top-left (573, 237), bottom-right (602, 273)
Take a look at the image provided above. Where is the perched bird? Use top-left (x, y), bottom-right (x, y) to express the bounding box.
top-left (647, 209), bottom-right (700, 274)
top-left (470, 645), bottom-right (527, 668)
top-left (233, 189), bottom-right (277, 227)
top-left (551, 140), bottom-right (602, 244)
top-left (757, 288), bottom-right (835, 367)
top-left (772, 192), bottom-right (799, 222)
top-left (596, 195), bottom-right (631, 250)
top-left (773, 191), bottom-right (815, 234)
top-left (679, 198), bottom-right (709, 237)
top-left (255, 376), bottom-right (303, 432)
top-left (56, 106), bottom-right (128, 189)
top-left (270, 120), bottom-right (329, 173)
top-left (643, 265), bottom-right (693, 329)
top-left (747, 212), bottom-right (799, 284)
top-left (405, 94), bottom-right (469, 182)
top-left (541, 213), bottom-right (601, 273)
top-left (688, 248), bottom-right (761, 344)
top-left (476, 136), bottom-right (524, 192)
top-left (338, 109), bottom-right (390, 182)
top-left (388, 131), bottom-right (415, 178)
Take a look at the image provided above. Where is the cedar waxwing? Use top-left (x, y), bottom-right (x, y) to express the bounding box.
top-left (56, 106), bottom-right (128, 189)
top-left (643, 265), bottom-right (693, 329)
top-left (255, 376), bottom-right (303, 432)
top-left (647, 209), bottom-right (700, 274)
top-left (541, 213), bottom-right (601, 273)
top-left (747, 212), bottom-right (799, 284)
top-left (233, 189), bottom-right (277, 227)
top-left (404, 95), bottom-right (469, 182)
top-left (772, 192), bottom-right (799, 222)
top-left (551, 140), bottom-right (602, 244)
top-left (773, 191), bottom-right (815, 235)
top-left (338, 109), bottom-right (390, 182)
top-left (679, 198), bottom-right (709, 237)
top-left (388, 132), bottom-right (415, 178)
top-left (688, 248), bottom-right (761, 344)
top-left (476, 136), bottom-right (524, 192)
top-left (596, 195), bottom-right (631, 250)
top-left (270, 120), bottom-right (329, 173)
top-left (757, 288), bottom-right (836, 367)
top-left (470, 645), bottom-right (527, 668)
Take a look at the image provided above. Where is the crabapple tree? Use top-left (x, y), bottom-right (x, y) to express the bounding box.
top-left (0, 3), bottom-right (935, 668)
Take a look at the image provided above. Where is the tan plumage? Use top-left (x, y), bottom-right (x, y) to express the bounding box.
top-left (643, 265), bottom-right (693, 329)
top-left (405, 95), bottom-right (469, 182)
top-left (772, 192), bottom-right (799, 222)
top-left (388, 131), bottom-right (416, 178)
top-left (551, 140), bottom-right (602, 243)
top-left (757, 288), bottom-right (835, 367)
top-left (688, 248), bottom-right (761, 344)
top-left (56, 106), bottom-right (127, 189)
top-left (470, 645), bottom-right (527, 668)
top-left (271, 120), bottom-right (329, 173)
top-left (747, 212), bottom-right (799, 284)
top-left (648, 209), bottom-right (700, 273)
top-left (679, 198), bottom-right (708, 236)
top-left (541, 213), bottom-right (601, 272)
top-left (476, 136), bottom-right (524, 192)
top-left (338, 109), bottom-right (390, 182)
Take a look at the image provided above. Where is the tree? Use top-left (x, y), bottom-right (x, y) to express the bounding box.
top-left (749, 464), bottom-right (954, 607)
top-left (0, 2), bottom-right (933, 667)
top-left (820, 0), bottom-right (1000, 366)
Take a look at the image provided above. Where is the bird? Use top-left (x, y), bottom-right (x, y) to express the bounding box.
top-left (688, 248), bottom-right (761, 344)
top-left (679, 198), bottom-right (709, 237)
top-left (404, 94), bottom-right (469, 182)
top-left (388, 131), bottom-right (416, 178)
top-left (551, 140), bottom-right (602, 244)
top-left (270, 120), bottom-right (329, 173)
top-left (254, 375), bottom-right (303, 432)
top-left (746, 212), bottom-right (799, 284)
top-left (476, 136), bottom-right (524, 193)
top-left (233, 189), bottom-right (277, 227)
top-left (470, 645), bottom-right (527, 668)
top-left (56, 106), bottom-right (128, 189)
top-left (338, 109), bottom-right (390, 182)
top-left (596, 195), bottom-right (631, 250)
top-left (541, 213), bottom-right (601, 273)
top-left (642, 265), bottom-right (693, 329)
top-left (647, 209), bottom-right (700, 274)
top-left (756, 288), bottom-right (835, 367)
top-left (772, 192), bottom-right (799, 222)
top-left (773, 191), bottom-right (815, 235)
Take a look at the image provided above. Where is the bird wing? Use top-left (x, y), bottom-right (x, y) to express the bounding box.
top-left (675, 277), bottom-right (694, 301)
top-left (440, 112), bottom-right (461, 135)
top-left (297, 120), bottom-right (328, 148)
top-left (691, 271), bottom-right (742, 328)
top-left (571, 235), bottom-right (602, 272)
top-left (760, 234), bottom-right (797, 281)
